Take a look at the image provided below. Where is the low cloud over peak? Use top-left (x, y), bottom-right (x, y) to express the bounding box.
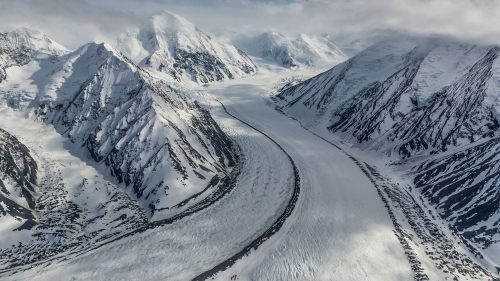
top-left (1, 0), bottom-right (500, 50)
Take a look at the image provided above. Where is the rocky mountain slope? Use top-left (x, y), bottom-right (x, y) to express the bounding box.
top-left (0, 114), bottom-right (148, 270)
top-left (275, 37), bottom-right (500, 259)
top-left (413, 137), bottom-right (500, 249)
top-left (114, 10), bottom-right (257, 84)
top-left (235, 31), bottom-right (348, 68)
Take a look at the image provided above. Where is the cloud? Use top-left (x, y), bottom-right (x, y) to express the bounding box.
top-left (0, 0), bottom-right (141, 50)
top-left (258, 2), bottom-right (305, 16)
top-left (237, 0), bottom-right (500, 46)
top-left (156, 0), bottom-right (500, 47)
top-left (1, 0), bottom-right (500, 51)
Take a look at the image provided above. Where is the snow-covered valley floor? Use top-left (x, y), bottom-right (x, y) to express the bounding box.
top-left (3, 69), bottom-right (498, 281)
top-left (202, 73), bottom-right (413, 281)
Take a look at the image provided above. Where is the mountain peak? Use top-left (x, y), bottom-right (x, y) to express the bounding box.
top-left (265, 30), bottom-right (284, 36)
top-left (9, 27), bottom-right (44, 38)
top-left (297, 33), bottom-right (310, 40)
top-left (80, 42), bottom-right (126, 59)
top-left (2, 27), bottom-right (69, 55)
top-left (0, 27), bottom-right (69, 82)
top-left (261, 31), bottom-right (286, 41)
top-left (113, 10), bottom-right (256, 84)
top-left (150, 9), bottom-right (197, 32)
top-left (145, 9), bottom-right (211, 53)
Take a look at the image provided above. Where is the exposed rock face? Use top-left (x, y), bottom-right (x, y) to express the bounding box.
top-left (0, 123), bottom-right (146, 268)
top-left (414, 137), bottom-right (500, 248)
top-left (114, 10), bottom-right (257, 84)
top-left (0, 128), bottom-right (37, 226)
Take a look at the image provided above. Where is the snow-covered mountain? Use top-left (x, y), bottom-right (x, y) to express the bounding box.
top-left (0, 28), bottom-right (238, 270)
top-left (36, 42), bottom-right (237, 219)
top-left (0, 27), bottom-right (68, 82)
top-left (275, 37), bottom-right (500, 251)
top-left (114, 10), bottom-right (257, 84)
top-left (235, 31), bottom-right (348, 68)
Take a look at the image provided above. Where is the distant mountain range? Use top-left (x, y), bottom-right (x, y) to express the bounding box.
top-left (234, 31), bottom-right (348, 68)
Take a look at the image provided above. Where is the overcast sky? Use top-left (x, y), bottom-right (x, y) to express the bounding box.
top-left (1, 0), bottom-right (500, 50)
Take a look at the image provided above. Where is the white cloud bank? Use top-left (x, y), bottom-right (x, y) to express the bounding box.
top-left (1, 0), bottom-right (500, 50)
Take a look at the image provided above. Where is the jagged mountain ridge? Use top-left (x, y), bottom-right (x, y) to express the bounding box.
top-left (114, 10), bottom-right (257, 84)
top-left (235, 31), bottom-right (348, 68)
top-left (33, 42), bottom-right (236, 220)
top-left (275, 37), bottom-right (500, 254)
